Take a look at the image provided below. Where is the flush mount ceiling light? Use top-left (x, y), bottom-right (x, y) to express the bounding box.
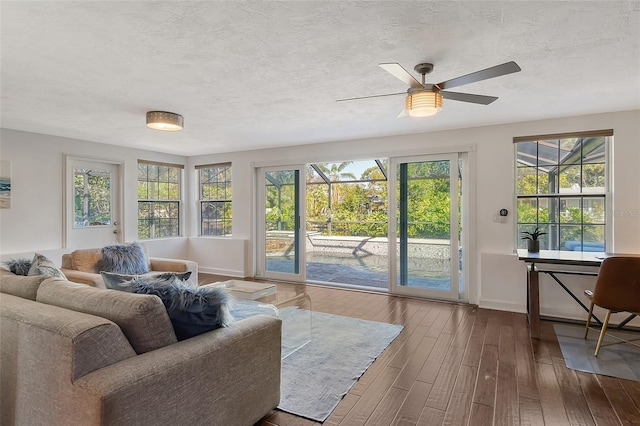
top-left (146, 111), bottom-right (184, 131)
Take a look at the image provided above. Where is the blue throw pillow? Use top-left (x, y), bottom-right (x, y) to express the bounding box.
top-left (132, 280), bottom-right (233, 340)
top-left (3, 258), bottom-right (32, 276)
top-left (99, 242), bottom-right (150, 275)
top-left (101, 271), bottom-right (192, 291)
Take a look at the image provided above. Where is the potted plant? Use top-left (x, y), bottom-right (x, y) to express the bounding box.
top-left (521, 227), bottom-right (547, 253)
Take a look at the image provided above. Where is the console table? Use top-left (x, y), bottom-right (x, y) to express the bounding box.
top-left (516, 250), bottom-right (632, 339)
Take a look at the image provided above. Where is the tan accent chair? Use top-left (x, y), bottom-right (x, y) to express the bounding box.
top-left (584, 256), bottom-right (640, 356)
top-left (60, 245), bottom-right (198, 288)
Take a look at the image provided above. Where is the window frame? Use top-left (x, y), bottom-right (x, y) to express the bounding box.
top-left (514, 130), bottom-right (612, 252)
top-left (137, 160), bottom-right (183, 240)
top-left (197, 162), bottom-right (232, 237)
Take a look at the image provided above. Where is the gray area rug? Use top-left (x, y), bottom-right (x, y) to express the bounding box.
top-left (554, 323), bottom-right (640, 382)
top-left (277, 307), bottom-right (403, 422)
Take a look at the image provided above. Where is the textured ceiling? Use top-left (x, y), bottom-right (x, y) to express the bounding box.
top-left (2, 1), bottom-right (639, 156)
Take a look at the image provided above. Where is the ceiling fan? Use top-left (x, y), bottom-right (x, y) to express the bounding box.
top-left (337, 61), bottom-right (521, 117)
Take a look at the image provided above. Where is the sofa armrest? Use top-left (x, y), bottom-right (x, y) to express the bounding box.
top-left (149, 257), bottom-right (198, 287)
top-left (60, 269), bottom-right (105, 288)
top-left (73, 315), bottom-right (281, 426)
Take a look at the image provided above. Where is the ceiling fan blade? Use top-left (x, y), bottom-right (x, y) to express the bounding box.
top-left (379, 63), bottom-right (423, 89)
top-left (440, 91), bottom-right (498, 105)
top-left (437, 61), bottom-right (521, 90)
top-left (336, 92), bottom-right (406, 102)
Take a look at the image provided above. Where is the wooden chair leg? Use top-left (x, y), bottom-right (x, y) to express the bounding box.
top-left (584, 301), bottom-right (594, 339)
top-left (595, 310), bottom-right (612, 357)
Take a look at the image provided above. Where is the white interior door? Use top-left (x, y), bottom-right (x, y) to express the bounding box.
top-left (256, 165), bottom-right (306, 282)
top-left (66, 157), bottom-right (122, 249)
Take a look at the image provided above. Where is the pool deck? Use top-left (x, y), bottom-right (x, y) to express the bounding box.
top-left (267, 259), bottom-right (452, 290)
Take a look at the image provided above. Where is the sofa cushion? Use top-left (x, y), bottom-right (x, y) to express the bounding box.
top-left (70, 248), bottom-right (102, 273)
top-left (120, 278), bottom-right (233, 341)
top-left (99, 242), bottom-right (150, 275)
top-left (27, 253), bottom-right (67, 279)
top-left (1, 293), bottom-right (136, 382)
top-left (0, 268), bottom-right (49, 300)
top-left (3, 258), bottom-right (32, 275)
top-left (36, 278), bottom-right (177, 354)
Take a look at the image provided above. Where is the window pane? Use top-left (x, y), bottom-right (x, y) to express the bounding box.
top-left (158, 182), bottom-right (169, 200)
top-left (168, 167), bottom-right (179, 183)
top-left (560, 197), bottom-right (581, 223)
top-left (584, 197), bottom-right (605, 224)
top-left (536, 140), bottom-right (559, 167)
top-left (538, 197), bottom-right (558, 223)
top-left (147, 165), bottom-right (159, 181)
top-left (583, 225), bottom-right (605, 245)
top-left (137, 163), bottom-right (148, 180)
top-left (537, 171), bottom-right (553, 195)
top-left (169, 183), bottom-right (180, 200)
top-left (560, 225), bottom-right (582, 250)
top-left (517, 198), bottom-right (537, 224)
top-left (158, 166), bottom-right (168, 183)
top-left (149, 181), bottom-right (158, 200)
top-left (583, 163), bottom-right (605, 192)
top-left (559, 164), bottom-right (581, 193)
top-left (74, 169), bottom-right (111, 227)
top-left (516, 167), bottom-right (537, 195)
top-left (199, 165), bottom-right (232, 236)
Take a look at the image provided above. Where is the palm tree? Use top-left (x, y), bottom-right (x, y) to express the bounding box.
top-left (317, 162), bottom-right (356, 206)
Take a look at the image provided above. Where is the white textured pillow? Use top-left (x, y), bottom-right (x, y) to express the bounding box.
top-left (28, 253), bottom-right (67, 279)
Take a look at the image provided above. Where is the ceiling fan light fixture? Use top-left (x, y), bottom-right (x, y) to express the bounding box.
top-left (146, 111), bottom-right (184, 131)
top-left (405, 91), bottom-right (443, 117)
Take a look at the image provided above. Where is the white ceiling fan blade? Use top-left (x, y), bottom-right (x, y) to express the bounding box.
top-left (379, 63), bottom-right (423, 89)
top-left (397, 109), bottom-right (408, 118)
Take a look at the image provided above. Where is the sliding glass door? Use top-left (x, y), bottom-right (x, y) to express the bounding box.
top-left (256, 165), bottom-right (306, 282)
top-left (389, 154), bottom-right (462, 301)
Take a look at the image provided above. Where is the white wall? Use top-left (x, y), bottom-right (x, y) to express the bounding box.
top-left (0, 129), bottom-right (189, 259)
top-left (2, 110), bottom-right (639, 323)
top-left (189, 109), bottom-right (640, 320)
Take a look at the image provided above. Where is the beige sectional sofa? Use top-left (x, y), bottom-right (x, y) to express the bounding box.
top-left (60, 246), bottom-right (199, 288)
top-left (0, 269), bottom-right (282, 426)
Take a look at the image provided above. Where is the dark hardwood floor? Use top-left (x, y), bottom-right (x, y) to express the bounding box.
top-left (200, 274), bottom-right (640, 426)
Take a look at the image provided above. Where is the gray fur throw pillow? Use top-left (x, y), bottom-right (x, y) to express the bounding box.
top-left (131, 279), bottom-right (233, 340)
top-left (99, 242), bottom-right (150, 275)
top-left (3, 258), bottom-right (32, 275)
top-left (101, 270), bottom-right (192, 291)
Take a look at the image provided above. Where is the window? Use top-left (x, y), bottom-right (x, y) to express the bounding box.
top-left (137, 160), bottom-right (182, 239)
top-left (515, 130), bottom-right (611, 251)
top-left (197, 163), bottom-right (232, 236)
top-left (73, 168), bottom-right (112, 227)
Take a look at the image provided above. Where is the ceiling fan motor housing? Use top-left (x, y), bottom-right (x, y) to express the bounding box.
top-left (414, 63), bottom-right (434, 75)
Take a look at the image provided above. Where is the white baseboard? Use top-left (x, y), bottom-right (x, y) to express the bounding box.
top-left (198, 266), bottom-right (245, 278)
top-left (478, 299), bottom-right (526, 314)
